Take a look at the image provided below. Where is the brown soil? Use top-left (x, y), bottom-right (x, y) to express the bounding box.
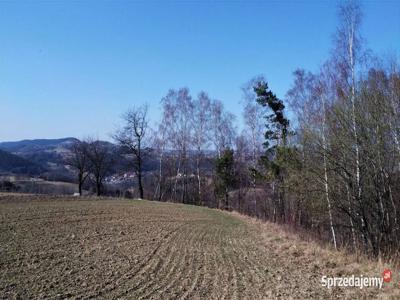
top-left (0, 195), bottom-right (398, 299)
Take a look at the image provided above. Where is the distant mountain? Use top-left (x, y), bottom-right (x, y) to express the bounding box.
top-left (0, 138), bottom-right (78, 180)
top-left (0, 138), bottom-right (77, 166)
top-left (0, 137), bottom-right (78, 154)
top-left (0, 137), bottom-right (181, 180)
top-left (0, 138), bottom-right (120, 181)
top-left (0, 149), bottom-right (44, 175)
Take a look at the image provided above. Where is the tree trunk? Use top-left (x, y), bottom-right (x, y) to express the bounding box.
top-left (155, 151), bottom-right (164, 201)
top-left (349, 24), bottom-right (363, 221)
top-left (137, 139), bottom-right (144, 199)
top-left (323, 153), bottom-right (337, 250)
top-left (272, 183), bottom-right (277, 223)
top-left (138, 171), bottom-right (144, 199)
top-left (96, 179), bottom-right (101, 196)
top-left (346, 184), bottom-right (357, 250)
top-left (322, 95), bottom-right (337, 250)
top-left (225, 187), bottom-right (229, 210)
top-left (196, 151), bottom-right (202, 205)
top-left (173, 157), bottom-right (181, 202)
top-left (78, 173), bottom-right (83, 196)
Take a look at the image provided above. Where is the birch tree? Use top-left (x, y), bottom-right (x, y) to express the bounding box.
top-left (210, 100), bottom-right (236, 158)
top-left (192, 91), bottom-right (211, 204)
top-left (160, 88), bottom-right (194, 203)
top-left (151, 123), bottom-right (168, 201)
top-left (242, 76), bottom-right (265, 185)
top-left (334, 0), bottom-right (365, 237)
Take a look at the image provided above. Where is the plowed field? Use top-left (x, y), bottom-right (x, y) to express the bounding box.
top-left (0, 195), bottom-right (398, 299)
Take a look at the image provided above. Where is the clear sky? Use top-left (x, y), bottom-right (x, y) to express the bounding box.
top-left (0, 0), bottom-right (399, 142)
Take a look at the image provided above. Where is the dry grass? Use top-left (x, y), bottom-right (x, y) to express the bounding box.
top-left (0, 195), bottom-right (399, 299)
top-left (231, 212), bottom-right (400, 299)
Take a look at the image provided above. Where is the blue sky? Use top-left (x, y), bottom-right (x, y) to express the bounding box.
top-left (0, 0), bottom-right (399, 142)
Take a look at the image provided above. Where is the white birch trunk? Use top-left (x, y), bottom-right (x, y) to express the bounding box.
top-left (321, 95), bottom-right (337, 250)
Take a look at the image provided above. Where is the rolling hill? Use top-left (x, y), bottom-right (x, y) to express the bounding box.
top-left (0, 138), bottom-right (77, 166)
top-left (0, 138), bottom-right (79, 181)
top-left (0, 149), bottom-right (44, 175)
top-left (0, 137), bottom-right (78, 153)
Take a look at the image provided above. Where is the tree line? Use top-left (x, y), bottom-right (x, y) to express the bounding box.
top-left (67, 1), bottom-right (399, 258)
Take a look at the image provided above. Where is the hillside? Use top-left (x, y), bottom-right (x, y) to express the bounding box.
top-left (0, 149), bottom-right (44, 175)
top-left (0, 138), bottom-right (116, 182)
top-left (0, 138), bottom-right (210, 182)
top-left (0, 138), bottom-right (77, 168)
top-left (0, 138), bottom-right (77, 154)
top-left (0, 138), bottom-right (76, 178)
top-left (0, 195), bottom-right (398, 299)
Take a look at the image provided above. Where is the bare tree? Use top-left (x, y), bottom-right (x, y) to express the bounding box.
top-left (160, 90), bottom-right (180, 201)
top-left (234, 133), bottom-right (251, 213)
top-left (241, 76), bottom-right (265, 176)
top-left (192, 91), bottom-right (211, 204)
top-left (150, 122), bottom-right (168, 201)
top-left (114, 105), bottom-right (149, 199)
top-left (316, 65), bottom-right (338, 250)
top-left (160, 88), bottom-right (194, 203)
top-left (87, 139), bottom-right (113, 196)
top-left (335, 0), bottom-right (364, 229)
top-left (210, 100), bottom-right (236, 158)
top-left (66, 139), bottom-right (90, 196)
top-left (333, 0), bottom-right (374, 251)
top-left (175, 88), bottom-right (194, 203)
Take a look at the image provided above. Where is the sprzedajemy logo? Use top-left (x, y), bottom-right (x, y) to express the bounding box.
top-left (321, 274), bottom-right (385, 289)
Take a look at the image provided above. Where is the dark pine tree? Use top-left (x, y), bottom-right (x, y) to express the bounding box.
top-left (215, 149), bottom-right (236, 210)
top-left (254, 81), bottom-right (290, 222)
